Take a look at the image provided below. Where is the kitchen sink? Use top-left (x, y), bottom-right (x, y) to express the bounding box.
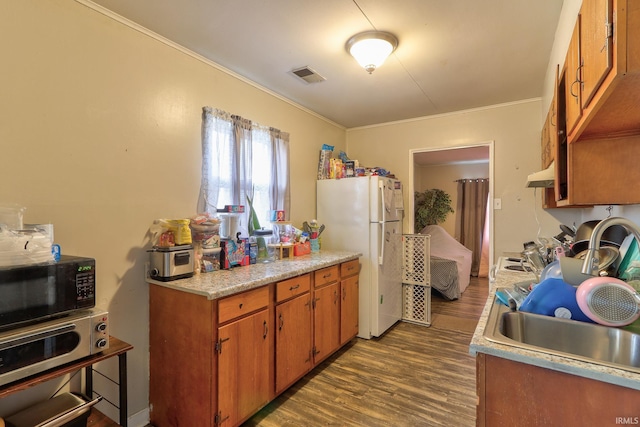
top-left (483, 293), bottom-right (640, 374)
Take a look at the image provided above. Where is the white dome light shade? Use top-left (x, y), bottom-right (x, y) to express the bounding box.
top-left (346, 31), bottom-right (398, 74)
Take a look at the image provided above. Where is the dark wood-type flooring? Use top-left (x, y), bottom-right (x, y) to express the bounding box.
top-left (93, 277), bottom-right (489, 427)
top-left (244, 276), bottom-right (489, 427)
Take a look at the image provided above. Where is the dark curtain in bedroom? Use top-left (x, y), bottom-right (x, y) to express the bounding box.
top-left (456, 178), bottom-right (489, 276)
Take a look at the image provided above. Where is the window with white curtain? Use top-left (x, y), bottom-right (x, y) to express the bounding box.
top-left (198, 107), bottom-right (290, 233)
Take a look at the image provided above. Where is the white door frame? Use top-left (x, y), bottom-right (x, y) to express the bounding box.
top-left (408, 141), bottom-right (495, 269)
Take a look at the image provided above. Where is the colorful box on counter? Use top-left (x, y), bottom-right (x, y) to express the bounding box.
top-left (220, 239), bottom-right (250, 269)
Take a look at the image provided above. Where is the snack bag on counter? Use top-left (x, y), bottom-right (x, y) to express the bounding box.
top-left (150, 218), bottom-right (193, 247)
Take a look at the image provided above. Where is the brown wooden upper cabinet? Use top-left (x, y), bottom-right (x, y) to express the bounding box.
top-left (547, 0), bottom-right (640, 207)
top-left (566, 0), bottom-right (640, 142)
top-left (564, 15), bottom-right (582, 136)
top-left (580, 0), bottom-right (614, 110)
top-left (541, 66), bottom-right (560, 209)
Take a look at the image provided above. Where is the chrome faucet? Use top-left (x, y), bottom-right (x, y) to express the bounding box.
top-left (580, 217), bottom-right (640, 275)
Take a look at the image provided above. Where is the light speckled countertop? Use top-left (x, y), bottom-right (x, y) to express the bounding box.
top-left (147, 251), bottom-right (361, 300)
top-left (470, 269), bottom-right (640, 391)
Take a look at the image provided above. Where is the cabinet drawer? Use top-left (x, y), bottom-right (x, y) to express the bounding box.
top-left (314, 265), bottom-right (339, 288)
top-left (340, 259), bottom-right (360, 278)
top-left (276, 274), bottom-right (310, 303)
top-left (218, 286), bottom-right (270, 324)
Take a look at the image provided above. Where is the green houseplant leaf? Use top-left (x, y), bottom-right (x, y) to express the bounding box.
top-left (246, 193), bottom-right (261, 236)
top-left (414, 188), bottom-right (454, 232)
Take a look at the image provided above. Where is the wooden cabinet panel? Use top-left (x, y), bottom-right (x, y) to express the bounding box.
top-left (541, 115), bottom-right (550, 169)
top-left (340, 259), bottom-right (360, 278)
top-left (568, 0), bottom-right (640, 142)
top-left (314, 265), bottom-right (339, 288)
top-left (476, 353), bottom-right (640, 427)
top-left (275, 293), bottom-right (312, 393)
top-left (149, 286), bottom-right (216, 427)
top-left (313, 282), bottom-right (340, 363)
top-left (217, 309), bottom-right (271, 426)
top-left (541, 92), bottom-right (558, 170)
top-left (276, 274), bottom-right (310, 303)
top-left (218, 285), bottom-right (269, 324)
top-left (581, 0), bottom-right (613, 109)
top-left (564, 16), bottom-right (582, 135)
top-left (568, 135), bottom-right (640, 205)
top-left (340, 275), bottom-right (359, 345)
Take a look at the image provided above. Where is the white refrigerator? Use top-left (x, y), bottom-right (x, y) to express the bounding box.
top-left (317, 176), bottom-right (404, 339)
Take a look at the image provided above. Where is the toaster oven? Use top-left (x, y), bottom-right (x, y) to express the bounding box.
top-left (0, 308), bottom-right (109, 387)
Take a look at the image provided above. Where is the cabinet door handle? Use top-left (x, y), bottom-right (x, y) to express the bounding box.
top-left (323, 273), bottom-right (332, 279)
top-left (334, 290), bottom-right (338, 304)
top-left (289, 284), bottom-right (300, 291)
top-left (263, 320), bottom-right (268, 339)
top-left (215, 337), bottom-right (230, 354)
top-left (342, 289), bottom-right (346, 301)
top-left (575, 63), bottom-right (583, 83)
top-left (570, 80), bottom-right (580, 99)
top-left (279, 313), bottom-right (284, 331)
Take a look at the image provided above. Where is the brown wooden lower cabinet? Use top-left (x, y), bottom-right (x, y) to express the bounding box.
top-left (217, 308), bottom-right (271, 426)
top-left (313, 281), bottom-right (341, 363)
top-left (340, 265), bottom-right (359, 345)
top-left (275, 291), bottom-right (312, 394)
top-left (476, 353), bottom-right (640, 427)
top-left (149, 259), bottom-right (360, 427)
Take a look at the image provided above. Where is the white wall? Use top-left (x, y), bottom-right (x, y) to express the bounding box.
top-left (346, 100), bottom-right (580, 257)
top-left (0, 1), bottom-right (345, 421)
top-left (415, 162), bottom-right (489, 237)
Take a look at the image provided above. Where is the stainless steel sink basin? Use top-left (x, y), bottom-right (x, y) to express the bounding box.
top-left (483, 293), bottom-right (640, 373)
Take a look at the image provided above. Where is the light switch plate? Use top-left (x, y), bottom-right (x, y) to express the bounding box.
top-left (494, 198), bottom-right (502, 210)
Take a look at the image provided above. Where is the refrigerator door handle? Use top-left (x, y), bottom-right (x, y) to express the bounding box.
top-left (378, 180), bottom-right (387, 223)
top-left (378, 221), bottom-right (385, 265)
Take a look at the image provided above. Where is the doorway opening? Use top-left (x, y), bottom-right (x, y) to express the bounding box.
top-left (409, 143), bottom-right (494, 280)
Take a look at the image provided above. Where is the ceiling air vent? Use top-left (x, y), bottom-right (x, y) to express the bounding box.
top-left (291, 66), bottom-right (326, 84)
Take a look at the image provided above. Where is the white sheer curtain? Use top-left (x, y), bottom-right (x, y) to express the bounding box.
top-left (198, 107), bottom-right (290, 231)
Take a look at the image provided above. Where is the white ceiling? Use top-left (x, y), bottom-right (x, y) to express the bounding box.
top-left (89, 0), bottom-right (564, 129)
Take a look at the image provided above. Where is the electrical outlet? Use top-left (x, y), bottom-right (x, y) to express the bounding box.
top-left (493, 198), bottom-right (502, 210)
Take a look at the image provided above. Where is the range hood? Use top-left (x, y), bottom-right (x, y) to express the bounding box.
top-left (526, 162), bottom-right (555, 188)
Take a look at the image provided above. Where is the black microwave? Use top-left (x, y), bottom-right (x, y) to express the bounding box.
top-left (0, 255), bottom-right (96, 331)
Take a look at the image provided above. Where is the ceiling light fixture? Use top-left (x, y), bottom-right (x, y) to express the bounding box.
top-left (346, 31), bottom-right (398, 74)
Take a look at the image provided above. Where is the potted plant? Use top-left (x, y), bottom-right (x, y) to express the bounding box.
top-left (414, 188), bottom-right (454, 232)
